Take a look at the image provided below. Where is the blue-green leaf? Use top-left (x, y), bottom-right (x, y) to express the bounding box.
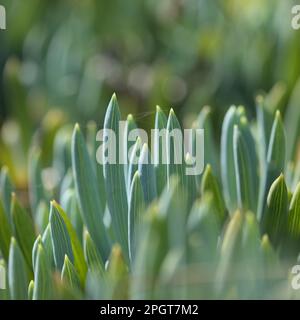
top-left (196, 106), bottom-right (219, 179)
top-left (221, 106), bottom-right (244, 212)
top-left (84, 230), bottom-right (105, 276)
top-left (287, 183), bottom-right (300, 242)
top-left (106, 245), bottom-right (128, 299)
top-left (201, 164), bottom-right (226, 224)
top-left (11, 194), bottom-right (36, 270)
top-left (60, 189), bottom-right (83, 242)
top-left (124, 114), bottom-right (137, 185)
top-left (285, 78), bottom-right (300, 162)
top-left (87, 121), bottom-right (106, 206)
top-left (216, 210), bottom-right (243, 295)
top-left (233, 124), bottom-right (257, 212)
top-left (258, 111), bottom-right (286, 220)
top-left (49, 203), bottom-right (74, 271)
top-left (187, 194), bottom-right (221, 264)
top-left (166, 109), bottom-right (185, 186)
top-left (185, 153), bottom-right (198, 210)
top-left (261, 174), bottom-right (288, 246)
top-left (8, 238), bottom-right (29, 300)
top-left (72, 124), bottom-right (110, 260)
top-left (132, 204), bottom-right (168, 299)
top-left (32, 235), bottom-right (43, 271)
top-left (28, 280), bottom-right (34, 300)
top-left (154, 106), bottom-right (168, 195)
top-left (33, 244), bottom-right (53, 300)
top-left (128, 171), bottom-right (145, 262)
top-left (41, 224), bottom-right (55, 268)
top-left (28, 148), bottom-right (48, 215)
top-left (127, 137), bottom-right (142, 195)
top-left (0, 167), bottom-right (14, 224)
top-left (52, 200), bottom-right (87, 285)
top-left (61, 255), bottom-right (81, 290)
top-left (138, 144), bottom-right (157, 205)
top-left (256, 96), bottom-right (274, 173)
top-left (103, 94), bottom-right (129, 260)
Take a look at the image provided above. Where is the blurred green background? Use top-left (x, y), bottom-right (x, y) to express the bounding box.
top-left (0, 0), bottom-right (299, 185)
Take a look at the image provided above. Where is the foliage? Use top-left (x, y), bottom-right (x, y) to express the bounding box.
top-left (0, 92), bottom-right (299, 299)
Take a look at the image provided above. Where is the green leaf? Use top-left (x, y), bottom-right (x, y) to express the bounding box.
top-left (258, 111), bottom-right (286, 220)
top-left (261, 235), bottom-right (278, 265)
top-left (285, 78), bottom-right (300, 161)
top-left (166, 109), bottom-right (185, 186)
top-left (127, 137), bottom-right (142, 195)
top-left (32, 235), bottom-right (43, 270)
top-left (128, 171), bottom-right (145, 262)
top-left (61, 255), bottom-right (81, 290)
top-left (0, 166), bottom-right (14, 224)
top-left (221, 106), bottom-right (244, 212)
top-left (41, 224), bottom-right (55, 268)
top-left (28, 280), bottom-right (34, 300)
top-left (0, 200), bottom-right (12, 261)
top-left (103, 94), bottom-right (129, 260)
top-left (28, 148), bottom-right (48, 215)
top-left (72, 123), bottom-right (110, 260)
top-left (185, 153), bottom-right (198, 210)
top-left (238, 212), bottom-right (262, 298)
top-left (138, 143), bottom-right (157, 205)
top-left (52, 200), bottom-right (87, 285)
top-left (60, 189), bottom-right (83, 242)
top-left (124, 114), bottom-right (137, 186)
top-left (233, 124), bottom-right (257, 212)
top-left (8, 238), bottom-right (29, 300)
top-left (87, 121), bottom-right (106, 207)
top-left (261, 174), bottom-right (288, 246)
top-left (49, 203), bottom-right (74, 271)
top-left (266, 111), bottom-right (286, 174)
top-left (293, 160), bottom-right (300, 192)
top-left (11, 194), bottom-right (36, 270)
top-left (260, 234), bottom-right (282, 295)
top-left (132, 205), bottom-right (168, 299)
top-left (107, 245), bottom-right (128, 299)
top-left (154, 106), bottom-right (168, 195)
top-left (84, 230), bottom-right (105, 276)
top-left (242, 213), bottom-right (260, 254)
top-left (159, 177), bottom-right (187, 250)
top-left (256, 96), bottom-right (274, 172)
top-left (239, 116), bottom-right (259, 197)
top-left (33, 244), bottom-right (53, 300)
top-left (201, 164), bottom-right (226, 224)
top-left (287, 183), bottom-right (300, 243)
top-left (196, 106), bottom-right (219, 180)
top-left (216, 210), bottom-right (243, 295)
top-left (85, 270), bottom-right (106, 300)
top-left (156, 249), bottom-right (186, 299)
top-left (187, 194), bottom-right (221, 264)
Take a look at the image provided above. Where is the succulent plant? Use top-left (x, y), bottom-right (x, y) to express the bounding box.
top-left (0, 92), bottom-right (299, 300)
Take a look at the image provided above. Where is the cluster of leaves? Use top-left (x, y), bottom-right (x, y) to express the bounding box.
top-left (0, 93), bottom-right (300, 300)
